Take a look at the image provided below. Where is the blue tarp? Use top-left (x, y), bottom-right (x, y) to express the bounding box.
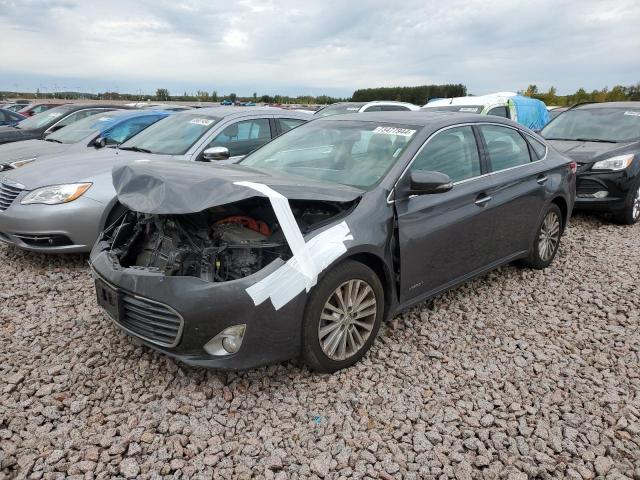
top-left (509, 95), bottom-right (549, 130)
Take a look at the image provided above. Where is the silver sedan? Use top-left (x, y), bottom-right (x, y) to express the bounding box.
top-left (0, 107), bottom-right (310, 253)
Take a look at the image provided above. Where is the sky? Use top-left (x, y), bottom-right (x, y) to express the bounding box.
top-left (0, 0), bottom-right (639, 98)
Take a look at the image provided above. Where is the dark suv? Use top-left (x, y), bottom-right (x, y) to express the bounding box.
top-left (541, 102), bottom-right (640, 224)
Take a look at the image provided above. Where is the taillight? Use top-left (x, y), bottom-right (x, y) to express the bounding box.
top-left (568, 161), bottom-right (577, 174)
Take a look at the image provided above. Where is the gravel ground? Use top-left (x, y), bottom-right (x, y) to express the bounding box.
top-left (1, 214), bottom-right (639, 480)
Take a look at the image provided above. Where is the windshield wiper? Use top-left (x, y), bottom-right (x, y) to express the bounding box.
top-left (119, 146), bottom-right (153, 153)
top-left (45, 138), bottom-right (63, 143)
top-left (573, 138), bottom-right (617, 143)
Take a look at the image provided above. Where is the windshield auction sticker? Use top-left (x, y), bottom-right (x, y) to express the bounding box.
top-left (189, 118), bottom-right (214, 126)
top-left (48, 112), bottom-right (63, 118)
top-left (373, 126), bottom-right (416, 137)
top-left (460, 107), bottom-right (480, 113)
top-left (624, 111), bottom-right (640, 117)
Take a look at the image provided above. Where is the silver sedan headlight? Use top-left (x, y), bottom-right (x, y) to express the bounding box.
top-left (21, 183), bottom-right (92, 205)
top-left (592, 154), bottom-right (634, 171)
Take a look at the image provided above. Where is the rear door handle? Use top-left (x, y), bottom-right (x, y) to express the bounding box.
top-left (537, 175), bottom-right (549, 185)
top-left (474, 195), bottom-right (492, 207)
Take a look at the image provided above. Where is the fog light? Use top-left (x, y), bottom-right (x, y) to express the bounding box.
top-left (578, 190), bottom-right (609, 199)
top-left (203, 324), bottom-right (246, 356)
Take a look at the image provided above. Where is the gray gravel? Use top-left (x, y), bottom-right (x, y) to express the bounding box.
top-left (1, 214), bottom-right (639, 480)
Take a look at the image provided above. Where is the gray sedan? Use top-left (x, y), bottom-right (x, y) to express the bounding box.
top-left (0, 107), bottom-right (310, 253)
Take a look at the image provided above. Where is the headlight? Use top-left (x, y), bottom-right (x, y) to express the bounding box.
top-left (592, 154), bottom-right (634, 171)
top-left (21, 183), bottom-right (92, 205)
top-left (9, 158), bottom-right (36, 169)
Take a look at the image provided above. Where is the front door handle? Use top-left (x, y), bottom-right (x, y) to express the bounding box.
top-left (537, 175), bottom-right (549, 185)
top-left (475, 195), bottom-right (492, 207)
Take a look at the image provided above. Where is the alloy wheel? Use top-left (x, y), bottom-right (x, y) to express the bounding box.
top-left (318, 279), bottom-right (377, 361)
top-left (632, 186), bottom-right (640, 221)
top-left (538, 211), bottom-right (561, 262)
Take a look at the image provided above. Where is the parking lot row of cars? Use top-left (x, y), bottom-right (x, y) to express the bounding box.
top-left (0, 97), bottom-right (638, 372)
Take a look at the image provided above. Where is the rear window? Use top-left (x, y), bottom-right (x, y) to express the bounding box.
top-left (527, 136), bottom-right (547, 159)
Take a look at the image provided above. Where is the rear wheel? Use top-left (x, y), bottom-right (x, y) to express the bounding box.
top-left (302, 260), bottom-right (384, 373)
top-left (522, 204), bottom-right (562, 269)
top-left (615, 182), bottom-right (640, 225)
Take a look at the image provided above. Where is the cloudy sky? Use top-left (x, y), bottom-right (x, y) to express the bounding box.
top-left (1, 0), bottom-right (638, 97)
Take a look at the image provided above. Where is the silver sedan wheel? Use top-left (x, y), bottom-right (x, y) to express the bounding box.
top-left (538, 211), bottom-right (561, 262)
top-left (318, 279), bottom-right (377, 361)
top-left (632, 186), bottom-right (640, 221)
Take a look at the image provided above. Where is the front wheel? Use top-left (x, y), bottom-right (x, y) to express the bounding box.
top-left (521, 204), bottom-right (563, 270)
top-left (302, 260), bottom-right (384, 373)
top-left (615, 183), bottom-right (640, 225)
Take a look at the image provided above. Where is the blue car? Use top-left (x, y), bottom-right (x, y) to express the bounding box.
top-left (0, 109), bottom-right (174, 172)
top-left (0, 108), bottom-right (26, 127)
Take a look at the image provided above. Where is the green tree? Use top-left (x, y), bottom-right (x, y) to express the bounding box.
top-left (211, 90), bottom-right (218, 102)
top-left (229, 93), bottom-right (237, 102)
top-left (156, 88), bottom-right (170, 101)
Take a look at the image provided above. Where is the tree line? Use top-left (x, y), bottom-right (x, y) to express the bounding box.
top-left (351, 84), bottom-right (467, 105)
top-left (523, 83), bottom-right (640, 106)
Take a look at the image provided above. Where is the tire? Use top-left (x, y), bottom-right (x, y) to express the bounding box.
top-left (615, 180), bottom-right (640, 225)
top-left (302, 260), bottom-right (384, 373)
top-left (521, 203), bottom-right (563, 270)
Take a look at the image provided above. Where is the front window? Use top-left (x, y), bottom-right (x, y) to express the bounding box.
top-left (119, 113), bottom-right (220, 155)
top-left (315, 103), bottom-right (366, 118)
top-left (241, 120), bottom-right (420, 189)
top-left (47, 112), bottom-right (119, 144)
top-left (542, 107), bottom-right (640, 143)
top-left (205, 118), bottom-right (271, 157)
top-left (16, 106), bottom-right (72, 130)
top-left (410, 126), bottom-right (481, 183)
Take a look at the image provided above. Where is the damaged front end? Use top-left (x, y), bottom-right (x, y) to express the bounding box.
top-left (98, 197), bottom-right (353, 282)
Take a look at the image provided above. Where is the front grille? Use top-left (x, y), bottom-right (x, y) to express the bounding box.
top-left (0, 181), bottom-right (23, 211)
top-left (118, 294), bottom-right (183, 347)
top-left (577, 178), bottom-right (605, 195)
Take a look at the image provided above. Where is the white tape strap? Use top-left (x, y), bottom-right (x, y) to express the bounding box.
top-left (246, 222), bottom-right (353, 309)
top-left (233, 181), bottom-right (316, 284)
top-left (233, 181), bottom-right (353, 310)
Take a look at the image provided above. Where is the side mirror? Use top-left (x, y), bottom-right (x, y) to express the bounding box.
top-left (202, 146), bottom-right (230, 162)
top-left (93, 137), bottom-right (107, 149)
top-left (408, 170), bottom-right (453, 195)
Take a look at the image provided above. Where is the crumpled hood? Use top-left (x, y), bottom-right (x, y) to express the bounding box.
top-left (0, 126), bottom-right (42, 144)
top-left (0, 139), bottom-right (70, 165)
top-left (2, 148), bottom-right (146, 190)
top-left (113, 160), bottom-right (364, 214)
top-left (547, 140), bottom-right (638, 164)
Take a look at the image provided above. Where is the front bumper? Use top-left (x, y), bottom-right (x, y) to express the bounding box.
top-left (574, 168), bottom-right (636, 212)
top-left (0, 195), bottom-right (105, 253)
top-left (89, 248), bottom-right (307, 370)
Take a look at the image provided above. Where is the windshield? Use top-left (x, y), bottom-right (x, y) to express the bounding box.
top-left (119, 113), bottom-right (220, 155)
top-left (241, 120), bottom-right (420, 189)
top-left (424, 105), bottom-right (484, 114)
top-left (47, 112), bottom-right (118, 144)
top-left (542, 107), bottom-right (640, 142)
top-left (315, 103), bottom-right (366, 118)
top-left (17, 106), bottom-right (72, 130)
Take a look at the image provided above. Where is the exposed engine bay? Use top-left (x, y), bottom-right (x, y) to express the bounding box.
top-left (103, 197), bottom-right (354, 282)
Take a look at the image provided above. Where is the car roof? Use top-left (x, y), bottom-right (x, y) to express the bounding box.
top-left (574, 101), bottom-right (640, 110)
top-left (172, 106), bottom-right (311, 119)
top-left (314, 110), bottom-right (522, 128)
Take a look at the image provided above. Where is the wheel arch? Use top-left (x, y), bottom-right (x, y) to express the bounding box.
top-left (344, 251), bottom-right (396, 322)
top-left (550, 195), bottom-right (569, 232)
